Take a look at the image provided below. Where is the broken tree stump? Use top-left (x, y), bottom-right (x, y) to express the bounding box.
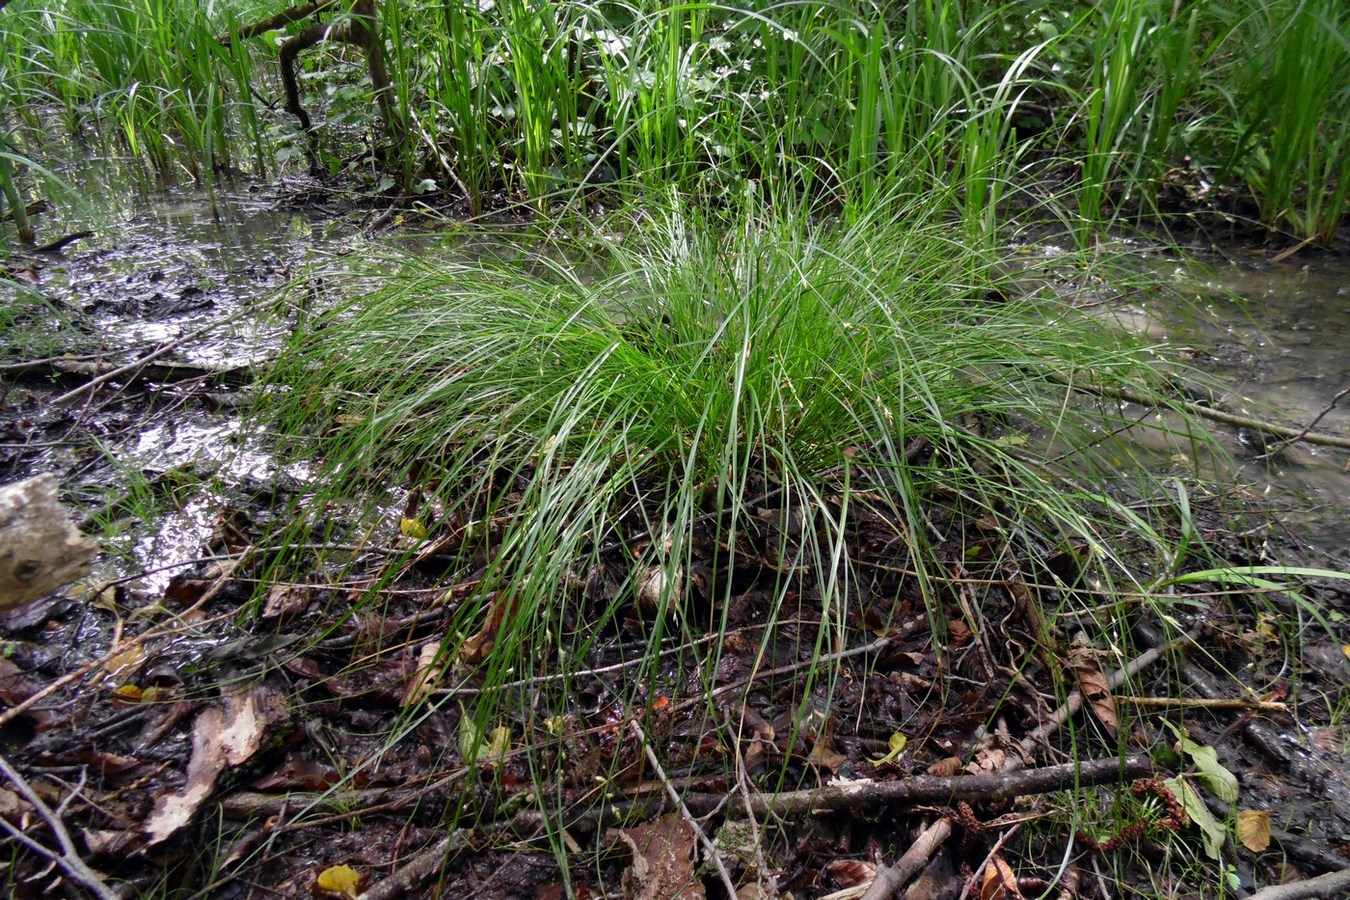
top-left (1, 474), bottom-right (97, 610)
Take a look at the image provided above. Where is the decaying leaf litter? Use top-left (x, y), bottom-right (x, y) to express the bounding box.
top-left (4, 200), bottom-right (1350, 900)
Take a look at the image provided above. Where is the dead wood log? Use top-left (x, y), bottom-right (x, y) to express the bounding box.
top-left (0, 474), bottom-right (96, 611)
top-left (224, 0), bottom-right (403, 170)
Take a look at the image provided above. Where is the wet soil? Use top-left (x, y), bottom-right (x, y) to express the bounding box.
top-left (2, 181), bottom-right (1348, 899)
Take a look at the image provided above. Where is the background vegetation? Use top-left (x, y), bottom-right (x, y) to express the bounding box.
top-left (2, 0), bottom-right (1347, 241)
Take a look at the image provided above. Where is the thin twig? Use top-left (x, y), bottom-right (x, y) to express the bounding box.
top-left (0, 753), bottom-right (119, 900)
top-left (0, 553), bottom-right (245, 730)
top-left (956, 823), bottom-right (1022, 900)
top-left (1046, 373), bottom-right (1350, 450)
top-left (1115, 694), bottom-right (1286, 712)
top-left (630, 719), bottom-right (740, 899)
top-left (1257, 385), bottom-right (1350, 459)
top-left (48, 304), bottom-right (264, 406)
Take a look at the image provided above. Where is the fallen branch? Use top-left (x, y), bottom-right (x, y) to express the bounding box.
top-left (48, 303), bottom-right (264, 406)
top-left (215, 0), bottom-right (337, 43)
top-left (34, 229), bottom-right (94, 253)
top-left (0, 753), bottom-right (119, 900)
top-left (631, 720), bottom-right (740, 898)
top-left (1244, 867), bottom-right (1350, 900)
top-left (0, 555), bottom-right (244, 730)
top-left (1257, 385), bottom-right (1350, 459)
top-left (1048, 373), bottom-right (1350, 451)
top-left (1133, 622), bottom-right (1331, 790)
top-left (5, 357), bottom-right (250, 390)
top-left (683, 755), bottom-right (1152, 820)
top-left (861, 634), bottom-right (1175, 900)
top-left (357, 829), bottom-right (473, 900)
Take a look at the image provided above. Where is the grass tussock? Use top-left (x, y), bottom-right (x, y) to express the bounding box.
top-left (264, 193), bottom-right (1212, 767)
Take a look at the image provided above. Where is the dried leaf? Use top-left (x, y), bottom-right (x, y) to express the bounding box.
top-left (1070, 652), bottom-right (1116, 734)
top-left (927, 757), bottom-right (962, 777)
top-left (806, 739), bottom-right (847, 773)
top-left (967, 747), bottom-right (1007, 775)
top-left (314, 863), bottom-right (362, 898)
top-left (95, 643), bottom-right (146, 686)
top-left (824, 859), bottom-right (876, 889)
top-left (616, 814), bottom-right (705, 900)
top-left (113, 684), bottom-right (143, 702)
top-left (142, 685), bottom-right (287, 845)
top-left (0, 787), bottom-right (31, 824)
top-left (261, 583), bottom-right (311, 621)
top-left (401, 640), bottom-right (445, 707)
top-left (458, 594), bottom-right (509, 664)
top-left (1237, 809), bottom-right (1271, 852)
top-left (978, 854), bottom-right (1021, 900)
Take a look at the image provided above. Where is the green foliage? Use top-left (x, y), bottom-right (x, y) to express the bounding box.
top-left (263, 190), bottom-right (1210, 755)
top-left (2, 1), bottom-right (1345, 235)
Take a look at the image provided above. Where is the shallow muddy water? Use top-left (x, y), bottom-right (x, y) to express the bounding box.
top-left (1147, 247), bottom-right (1349, 560)
top-left (4, 178), bottom-right (1348, 588)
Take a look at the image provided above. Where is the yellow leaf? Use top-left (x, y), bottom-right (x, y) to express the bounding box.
top-left (113, 684), bottom-right (143, 702)
top-left (399, 517), bottom-right (426, 540)
top-left (1341, 644), bottom-right (1350, 662)
top-left (870, 732), bottom-right (908, 764)
top-left (95, 644), bottom-right (146, 685)
top-left (1237, 809), bottom-right (1271, 852)
top-left (484, 725), bottom-right (512, 761)
top-left (315, 864), bottom-right (361, 898)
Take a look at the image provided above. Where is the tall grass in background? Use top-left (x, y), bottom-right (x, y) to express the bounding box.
top-left (0, 0), bottom-right (274, 184)
top-left (1, 0), bottom-right (1345, 239)
top-left (1213, 0), bottom-right (1350, 243)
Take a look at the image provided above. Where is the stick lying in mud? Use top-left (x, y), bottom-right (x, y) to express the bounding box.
top-left (859, 634), bottom-right (1178, 900)
top-left (0, 554), bottom-right (245, 730)
top-left (47, 302), bottom-right (263, 407)
top-left (0, 755), bottom-right (118, 900)
top-left (1047, 372), bottom-right (1350, 451)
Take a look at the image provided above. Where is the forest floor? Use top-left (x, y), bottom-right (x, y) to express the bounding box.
top-left (3, 182), bottom-right (1349, 899)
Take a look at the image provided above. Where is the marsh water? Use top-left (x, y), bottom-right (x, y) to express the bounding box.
top-left (4, 175), bottom-right (1347, 590)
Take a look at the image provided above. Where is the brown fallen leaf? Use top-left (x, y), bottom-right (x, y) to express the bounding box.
top-left (1069, 650), bottom-right (1117, 735)
top-left (824, 858), bottom-right (876, 889)
top-left (978, 854), bottom-right (1022, 900)
top-left (806, 739), bottom-right (848, 774)
top-left (1237, 809), bottom-right (1272, 852)
top-left (927, 756), bottom-right (963, 777)
top-left (458, 593), bottom-right (509, 665)
top-left (0, 787), bottom-right (32, 826)
top-left (142, 684), bottom-right (287, 845)
top-left (94, 643), bottom-right (146, 687)
top-left (401, 640), bottom-right (446, 707)
top-left (260, 582), bottom-right (311, 621)
top-left (614, 813), bottom-right (706, 900)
